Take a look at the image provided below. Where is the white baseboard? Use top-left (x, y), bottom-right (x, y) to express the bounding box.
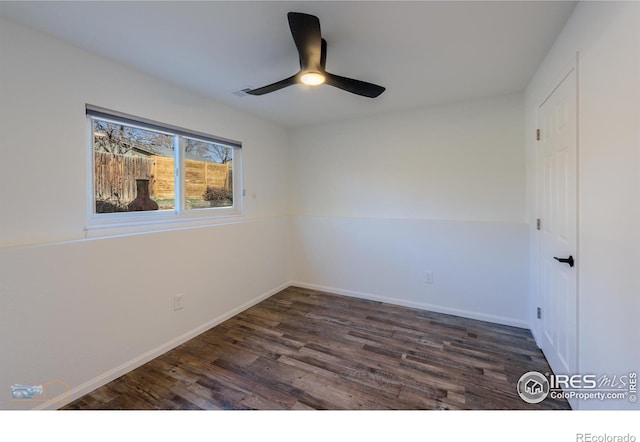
top-left (35, 281), bottom-right (291, 410)
top-left (289, 281), bottom-right (531, 329)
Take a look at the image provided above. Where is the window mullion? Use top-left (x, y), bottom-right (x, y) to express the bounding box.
top-left (175, 135), bottom-right (183, 214)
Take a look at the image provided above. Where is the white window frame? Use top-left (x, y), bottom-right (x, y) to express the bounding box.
top-left (85, 105), bottom-right (243, 236)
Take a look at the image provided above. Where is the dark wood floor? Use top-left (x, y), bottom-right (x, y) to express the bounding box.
top-left (62, 286), bottom-right (570, 410)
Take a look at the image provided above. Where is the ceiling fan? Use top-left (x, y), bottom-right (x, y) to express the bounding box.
top-left (244, 12), bottom-right (385, 98)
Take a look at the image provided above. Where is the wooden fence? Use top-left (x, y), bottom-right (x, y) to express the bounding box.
top-left (153, 156), bottom-right (232, 200)
top-left (94, 152), bottom-right (231, 203)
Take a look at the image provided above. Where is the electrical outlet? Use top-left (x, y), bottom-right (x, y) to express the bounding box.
top-left (424, 271), bottom-right (434, 284)
top-left (174, 293), bottom-right (184, 311)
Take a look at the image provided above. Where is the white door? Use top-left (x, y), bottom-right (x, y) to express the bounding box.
top-left (537, 68), bottom-right (578, 382)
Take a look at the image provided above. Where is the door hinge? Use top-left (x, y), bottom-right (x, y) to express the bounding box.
top-left (536, 129), bottom-right (541, 141)
top-left (537, 307), bottom-right (542, 319)
top-left (536, 218), bottom-right (541, 230)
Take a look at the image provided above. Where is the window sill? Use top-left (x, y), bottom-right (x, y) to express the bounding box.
top-left (84, 209), bottom-right (243, 239)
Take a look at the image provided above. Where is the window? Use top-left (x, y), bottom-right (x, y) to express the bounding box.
top-left (87, 105), bottom-right (241, 224)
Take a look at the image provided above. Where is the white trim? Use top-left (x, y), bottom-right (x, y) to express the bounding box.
top-left (83, 213), bottom-right (247, 242)
top-left (34, 282), bottom-right (290, 410)
top-left (289, 281), bottom-right (530, 329)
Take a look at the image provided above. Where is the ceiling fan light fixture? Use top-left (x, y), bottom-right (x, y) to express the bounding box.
top-left (243, 12), bottom-right (385, 97)
top-left (300, 71), bottom-right (325, 86)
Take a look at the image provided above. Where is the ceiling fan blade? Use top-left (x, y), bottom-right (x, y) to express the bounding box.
top-left (288, 12), bottom-right (322, 71)
top-left (244, 75), bottom-right (298, 96)
top-left (320, 38), bottom-right (327, 70)
top-left (324, 72), bottom-right (386, 98)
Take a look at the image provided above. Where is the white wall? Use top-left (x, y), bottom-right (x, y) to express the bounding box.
top-left (525, 1), bottom-right (640, 410)
top-left (289, 94), bottom-right (529, 326)
top-left (0, 18), bottom-right (291, 409)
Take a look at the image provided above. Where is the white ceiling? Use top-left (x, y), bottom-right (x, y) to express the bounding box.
top-left (0, 1), bottom-right (576, 128)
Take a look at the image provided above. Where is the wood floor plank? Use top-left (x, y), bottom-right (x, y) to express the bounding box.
top-left (62, 286), bottom-right (571, 410)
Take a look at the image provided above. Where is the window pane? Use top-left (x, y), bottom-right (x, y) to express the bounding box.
top-left (93, 118), bottom-right (175, 213)
top-left (184, 138), bottom-right (233, 210)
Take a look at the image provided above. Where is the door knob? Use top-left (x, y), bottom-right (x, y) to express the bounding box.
top-left (553, 255), bottom-right (574, 267)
